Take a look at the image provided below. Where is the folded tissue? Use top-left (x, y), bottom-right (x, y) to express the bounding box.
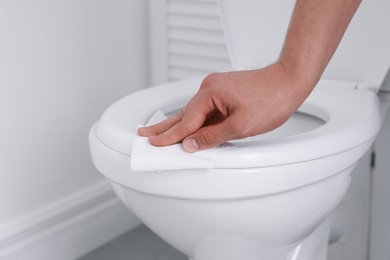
top-left (130, 110), bottom-right (235, 171)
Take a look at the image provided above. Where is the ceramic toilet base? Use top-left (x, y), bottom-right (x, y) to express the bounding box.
top-left (297, 221), bottom-right (329, 260)
top-left (107, 177), bottom-right (336, 260)
top-left (186, 221), bottom-right (329, 260)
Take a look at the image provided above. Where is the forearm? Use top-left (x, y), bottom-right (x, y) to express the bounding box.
top-left (279, 0), bottom-right (361, 95)
top-left (141, 0), bottom-right (363, 151)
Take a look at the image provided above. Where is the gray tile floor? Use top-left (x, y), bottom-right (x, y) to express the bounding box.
top-left (78, 225), bottom-right (186, 260)
top-left (78, 225), bottom-right (340, 260)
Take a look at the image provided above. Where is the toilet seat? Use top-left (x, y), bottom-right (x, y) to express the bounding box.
top-left (90, 76), bottom-right (382, 199)
top-left (95, 76), bottom-right (381, 168)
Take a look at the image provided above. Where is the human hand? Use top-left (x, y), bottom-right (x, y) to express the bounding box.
top-left (138, 62), bottom-right (312, 152)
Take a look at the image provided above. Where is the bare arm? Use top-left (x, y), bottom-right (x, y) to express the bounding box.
top-left (280, 0), bottom-right (362, 96)
top-left (139, 0), bottom-right (362, 152)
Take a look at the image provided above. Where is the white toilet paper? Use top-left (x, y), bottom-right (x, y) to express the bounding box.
top-left (131, 111), bottom-right (235, 171)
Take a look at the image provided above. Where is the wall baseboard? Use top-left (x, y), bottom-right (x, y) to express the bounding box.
top-left (0, 181), bottom-right (141, 260)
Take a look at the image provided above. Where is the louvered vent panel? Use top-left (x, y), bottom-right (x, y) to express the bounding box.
top-left (166, 0), bottom-right (231, 81)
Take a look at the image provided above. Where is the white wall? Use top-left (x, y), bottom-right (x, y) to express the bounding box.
top-left (0, 0), bottom-right (148, 226)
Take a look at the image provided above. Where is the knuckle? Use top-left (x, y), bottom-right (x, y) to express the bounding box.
top-left (148, 135), bottom-right (165, 146)
top-left (179, 124), bottom-right (194, 136)
top-left (199, 128), bottom-right (216, 147)
top-left (175, 109), bottom-right (184, 119)
top-left (159, 130), bottom-right (182, 145)
top-left (149, 124), bottom-right (165, 136)
top-left (200, 73), bottom-right (219, 90)
top-left (180, 112), bottom-right (205, 134)
top-left (180, 115), bottom-right (197, 132)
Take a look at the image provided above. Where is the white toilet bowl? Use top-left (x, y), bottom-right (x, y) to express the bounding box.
top-left (89, 0), bottom-right (390, 259)
top-left (89, 76), bottom-right (381, 260)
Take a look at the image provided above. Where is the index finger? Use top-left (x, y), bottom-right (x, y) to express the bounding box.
top-left (148, 92), bottom-right (215, 146)
top-left (138, 111), bottom-right (182, 137)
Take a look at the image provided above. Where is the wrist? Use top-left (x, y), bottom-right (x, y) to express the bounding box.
top-left (277, 58), bottom-right (320, 97)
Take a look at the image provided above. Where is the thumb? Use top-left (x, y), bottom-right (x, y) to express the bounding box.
top-left (182, 115), bottom-right (239, 152)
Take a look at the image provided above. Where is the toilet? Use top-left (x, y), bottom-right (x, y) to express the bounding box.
top-left (89, 1), bottom-right (390, 260)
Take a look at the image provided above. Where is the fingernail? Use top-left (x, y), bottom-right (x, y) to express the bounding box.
top-left (183, 138), bottom-right (199, 152)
